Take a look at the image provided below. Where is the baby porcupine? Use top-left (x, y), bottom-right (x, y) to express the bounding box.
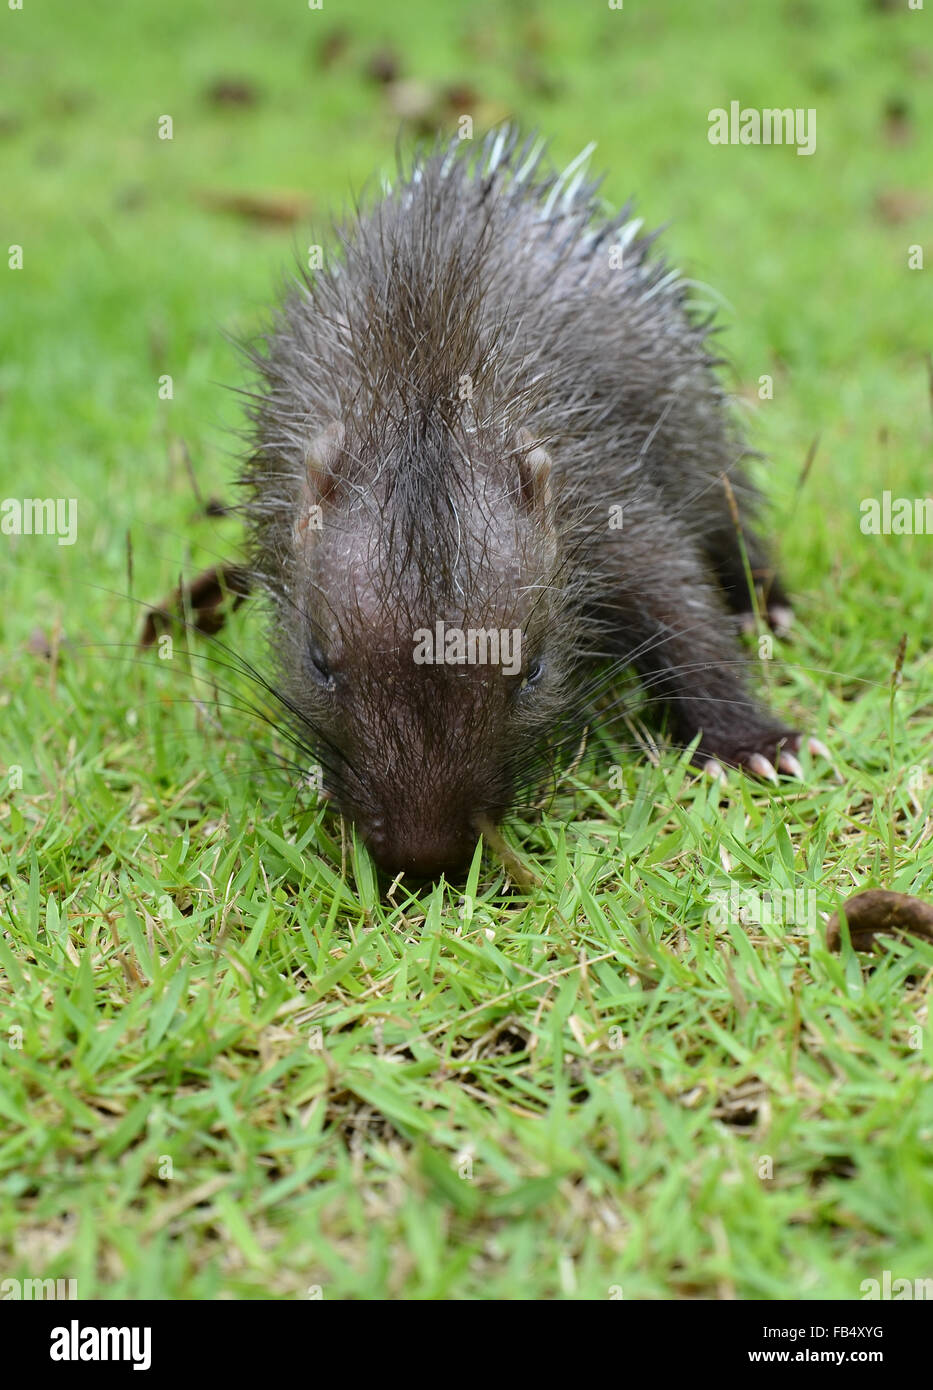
top-left (239, 127), bottom-right (827, 878)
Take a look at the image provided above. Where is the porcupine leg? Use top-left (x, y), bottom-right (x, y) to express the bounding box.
top-left (668, 458), bottom-right (794, 633)
top-left (602, 532), bottom-right (822, 780)
top-left (703, 521), bottom-right (794, 636)
top-left (657, 442), bottom-right (793, 633)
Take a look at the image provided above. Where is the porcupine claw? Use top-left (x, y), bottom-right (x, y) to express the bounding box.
top-left (762, 736), bottom-right (839, 784)
top-left (769, 605), bottom-right (794, 637)
top-left (777, 749), bottom-right (805, 779)
top-left (805, 735), bottom-right (843, 783)
top-left (747, 753), bottom-right (779, 784)
top-left (738, 604), bottom-right (794, 638)
top-left (711, 736), bottom-right (837, 785)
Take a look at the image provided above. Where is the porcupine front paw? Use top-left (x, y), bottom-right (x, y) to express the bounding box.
top-left (737, 603), bottom-right (794, 639)
top-left (699, 725), bottom-right (834, 784)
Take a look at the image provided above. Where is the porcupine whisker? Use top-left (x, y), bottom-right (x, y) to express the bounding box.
top-left (78, 642), bottom-right (347, 780)
top-left (75, 568), bottom-right (357, 776)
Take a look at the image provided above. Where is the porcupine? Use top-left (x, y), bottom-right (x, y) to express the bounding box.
top-left (238, 127), bottom-right (828, 878)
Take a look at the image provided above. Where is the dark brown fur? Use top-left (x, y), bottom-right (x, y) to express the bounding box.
top-left (239, 128), bottom-right (798, 877)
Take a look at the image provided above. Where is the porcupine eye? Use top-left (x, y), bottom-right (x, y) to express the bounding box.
top-left (518, 658), bottom-right (545, 694)
top-left (306, 640), bottom-right (333, 688)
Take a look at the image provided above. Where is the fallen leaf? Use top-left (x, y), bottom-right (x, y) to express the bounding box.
top-left (874, 189), bottom-right (929, 224)
top-left (197, 189), bottom-right (312, 226)
top-left (204, 77), bottom-right (260, 108)
top-left (826, 889), bottom-right (933, 951)
top-left (139, 565), bottom-right (252, 648)
top-left (315, 27), bottom-right (352, 71)
top-left (364, 47), bottom-right (401, 85)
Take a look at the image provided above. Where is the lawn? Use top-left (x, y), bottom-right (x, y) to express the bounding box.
top-left (1, 0), bottom-right (932, 1299)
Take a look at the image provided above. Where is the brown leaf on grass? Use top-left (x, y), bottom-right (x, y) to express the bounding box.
top-left (47, 90), bottom-right (93, 118)
top-left (883, 96), bottom-right (912, 146)
top-left (315, 27), bottom-right (352, 71)
top-left (874, 189), bottom-right (929, 224)
top-left (364, 47), bottom-right (401, 85)
top-left (197, 189), bottom-right (312, 226)
top-left (204, 77), bottom-right (260, 108)
top-left (383, 79), bottom-right (506, 137)
top-left (826, 889), bottom-right (933, 951)
top-left (514, 56), bottom-right (562, 101)
top-left (714, 1077), bottom-right (769, 1128)
top-left (139, 565), bottom-right (252, 649)
top-left (441, 82), bottom-right (481, 113)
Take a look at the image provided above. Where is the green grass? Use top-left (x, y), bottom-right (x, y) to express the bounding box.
top-left (1, 0), bottom-right (932, 1299)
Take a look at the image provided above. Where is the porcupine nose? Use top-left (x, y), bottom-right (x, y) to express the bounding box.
top-left (365, 821), bottom-right (479, 879)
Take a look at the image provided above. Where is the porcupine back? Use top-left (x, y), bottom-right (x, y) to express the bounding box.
top-left (243, 126), bottom-right (754, 590)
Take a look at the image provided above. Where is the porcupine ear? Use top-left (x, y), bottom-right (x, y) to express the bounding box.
top-left (295, 420), bottom-right (345, 543)
top-left (303, 420), bottom-right (346, 502)
top-left (514, 428), bottom-right (555, 529)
